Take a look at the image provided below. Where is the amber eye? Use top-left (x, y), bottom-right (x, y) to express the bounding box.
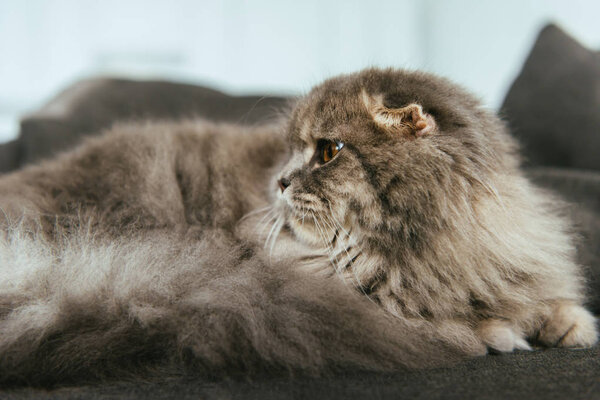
top-left (320, 140), bottom-right (344, 164)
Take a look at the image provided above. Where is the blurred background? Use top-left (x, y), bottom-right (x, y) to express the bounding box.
top-left (1, 0), bottom-right (599, 144)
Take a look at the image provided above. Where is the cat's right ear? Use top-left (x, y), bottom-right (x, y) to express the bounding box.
top-left (361, 90), bottom-right (436, 137)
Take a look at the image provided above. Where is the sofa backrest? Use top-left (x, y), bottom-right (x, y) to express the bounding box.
top-left (501, 24), bottom-right (600, 171)
top-left (1, 78), bottom-right (291, 173)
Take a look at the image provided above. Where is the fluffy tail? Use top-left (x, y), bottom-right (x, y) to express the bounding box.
top-left (0, 226), bottom-right (482, 386)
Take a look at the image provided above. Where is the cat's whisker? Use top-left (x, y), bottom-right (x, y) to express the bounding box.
top-left (268, 216), bottom-right (284, 259)
top-left (321, 211), bottom-right (350, 253)
top-left (325, 220), bottom-right (377, 305)
top-left (324, 215), bottom-right (346, 254)
top-left (241, 205), bottom-right (273, 221)
top-left (326, 200), bottom-right (351, 239)
top-left (256, 209), bottom-right (278, 234)
top-left (325, 214), bottom-right (355, 272)
top-left (256, 208), bottom-right (277, 225)
top-left (318, 213), bottom-right (338, 246)
top-left (323, 213), bottom-right (373, 300)
top-left (264, 216), bottom-right (280, 250)
top-left (316, 216), bottom-right (336, 257)
top-left (310, 213), bottom-right (331, 259)
top-left (313, 212), bottom-right (346, 281)
top-left (263, 210), bottom-right (285, 256)
top-left (257, 216), bottom-right (277, 240)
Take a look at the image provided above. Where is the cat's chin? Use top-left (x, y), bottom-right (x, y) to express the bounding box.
top-left (286, 213), bottom-right (335, 248)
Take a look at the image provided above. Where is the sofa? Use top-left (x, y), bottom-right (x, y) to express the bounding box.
top-left (1, 24), bottom-right (598, 399)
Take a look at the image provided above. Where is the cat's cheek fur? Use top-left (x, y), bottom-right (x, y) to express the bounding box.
top-left (287, 216), bottom-right (326, 247)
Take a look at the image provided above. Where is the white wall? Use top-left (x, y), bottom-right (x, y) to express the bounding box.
top-left (1, 0), bottom-right (599, 143)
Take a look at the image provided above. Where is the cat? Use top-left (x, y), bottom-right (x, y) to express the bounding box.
top-left (0, 68), bottom-right (596, 386)
top-left (272, 69), bottom-right (598, 351)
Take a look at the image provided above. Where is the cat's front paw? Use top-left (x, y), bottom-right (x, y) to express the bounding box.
top-left (537, 302), bottom-right (598, 348)
top-left (477, 319), bottom-right (532, 353)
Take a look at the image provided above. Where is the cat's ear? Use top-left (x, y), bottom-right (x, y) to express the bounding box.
top-left (361, 90), bottom-right (437, 137)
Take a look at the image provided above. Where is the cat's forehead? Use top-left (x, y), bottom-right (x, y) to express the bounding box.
top-left (291, 84), bottom-right (369, 144)
top-left (288, 68), bottom-right (477, 147)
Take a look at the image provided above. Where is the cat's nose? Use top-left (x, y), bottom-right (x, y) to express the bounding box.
top-left (278, 177), bottom-right (291, 193)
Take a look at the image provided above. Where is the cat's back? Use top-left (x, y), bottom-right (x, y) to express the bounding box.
top-left (0, 119), bottom-right (287, 236)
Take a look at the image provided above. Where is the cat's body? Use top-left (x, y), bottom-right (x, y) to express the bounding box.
top-left (274, 69), bottom-right (597, 351)
top-left (0, 68), bottom-right (596, 385)
top-left (0, 121), bottom-right (283, 236)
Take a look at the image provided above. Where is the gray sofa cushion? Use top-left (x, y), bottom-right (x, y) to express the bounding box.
top-left (501, 24), bottom-right (600, 170)
top-left (13, 78), bottom-right (290, 169)
top-left (3, 347), bottom-right (599, 399)
top-left (0, 139), bottom-right (19, 173)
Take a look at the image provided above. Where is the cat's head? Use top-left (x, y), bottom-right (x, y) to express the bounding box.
top-left (274, 68), bottom-right (517, 263)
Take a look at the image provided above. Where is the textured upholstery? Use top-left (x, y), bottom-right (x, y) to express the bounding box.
top-left (0, 139), bottom-right (19, 174)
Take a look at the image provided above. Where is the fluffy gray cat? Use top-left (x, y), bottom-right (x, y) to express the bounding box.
top-left (0, 68), bottom-right (596, 386)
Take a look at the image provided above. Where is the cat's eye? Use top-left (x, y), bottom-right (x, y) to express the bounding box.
top-left (319, 140), bottom-right (344, 164)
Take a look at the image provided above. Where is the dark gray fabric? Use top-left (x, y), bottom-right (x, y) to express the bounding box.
top-left (501, 24), bottom-right (600, 170)
top-left (3, 347), bottom-right (599, 399)
top-left (9, 78), bottom-right (290, 171)
top-left (0, 140), bottom-right (20, 173)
